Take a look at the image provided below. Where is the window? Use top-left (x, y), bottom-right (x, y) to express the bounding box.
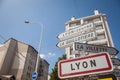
top-left (27, 72), bottom-right (30, 78)
top-left (97, 34), bottom-right (105, 40)
top-left (84, 21), bottom-right (88, 24)
top-left (69, 22), bottom-right (80, 30)
top-left (96, 26), bottom-right (103, 30)
top-left (93, 18), bottom-right (101, 22)
top-left (70, 47), bottom-right (73, 55)
top-left (70, 23), bottom-right (76, 27)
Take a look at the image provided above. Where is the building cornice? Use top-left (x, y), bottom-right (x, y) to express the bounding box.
top-left (65, 14), bottom-right (106, 25)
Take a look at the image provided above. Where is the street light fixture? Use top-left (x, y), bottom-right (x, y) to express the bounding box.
top-left (24, 20), bottom-right (44, 79)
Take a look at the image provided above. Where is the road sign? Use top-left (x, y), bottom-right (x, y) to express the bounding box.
top-left (57, 32), bottom-right (96, 48)
top-left (57, 23), bottom-right (94, 41)
top-left (73, 42), bottom-right (119, 55)
top-left (111, 58), bottom-right (120, 66)
top-left (58, 53), bottom-right (113, 79)
top-left (113, 69), bottom-right (120, 77)
top-left (32, 72), bottom-right (38, 80)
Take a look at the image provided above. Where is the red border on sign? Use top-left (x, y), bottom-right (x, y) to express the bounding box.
top-left (59, 53), bottom-right (112, 78)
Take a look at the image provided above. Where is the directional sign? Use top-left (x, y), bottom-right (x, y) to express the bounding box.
top-left (32, 72), bottom-right (38, 80)
top-left (57, 23), bottom-right (94, 41)
top-left (113, 69), bottom-right (120, 77)
top-left (57, 32), bottom-right (96, 48)
top-left (73, 42), bottom-right (119, 55)
top-left (111, 58), bottom-right (120, 66)
top-left (58, 53), bottom-right (113, 79)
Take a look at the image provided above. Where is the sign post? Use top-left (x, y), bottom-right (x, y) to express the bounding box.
top-left (58, 53), bottom-right (113, 79)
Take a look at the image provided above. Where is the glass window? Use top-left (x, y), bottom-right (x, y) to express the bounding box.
top-left (70, 47), bottom-right (73, 55)
top-left (70, 23), bottom-right (76, 27)
top-left (96, 26), bottom-right (103, 30)
top-left (93, 18), bottom-right (101, 22)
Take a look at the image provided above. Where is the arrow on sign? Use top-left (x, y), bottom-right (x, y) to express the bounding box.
top-left (32, 72), bottom-right (38, 80)
top-left (73, 42), bottom-right (119, 55)
top-left (111, 58), bottom-right (120, 66)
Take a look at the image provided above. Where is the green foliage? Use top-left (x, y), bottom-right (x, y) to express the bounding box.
top-left (50, 54), bottom-right (66, 80)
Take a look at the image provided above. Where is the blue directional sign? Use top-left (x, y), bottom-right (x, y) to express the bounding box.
top-left (32, 72), bottom-right (38, 80)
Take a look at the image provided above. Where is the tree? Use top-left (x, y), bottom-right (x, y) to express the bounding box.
top-left (50, 54), bottom-right (66, 80)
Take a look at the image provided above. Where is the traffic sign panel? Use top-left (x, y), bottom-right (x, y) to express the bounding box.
top-left (57, 32), bottom-right (96, 48)
top-left (73, 42), bottom-right (119, 55)
top-left (57, 23), bottom-right (94, 41)
top-left (32, 72), bottom-right (38, 80)
top-left (58, 53), bottom-right (113, 79)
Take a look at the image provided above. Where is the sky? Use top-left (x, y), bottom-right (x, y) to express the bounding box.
top-left (0, 0), bottom-right (120, 73)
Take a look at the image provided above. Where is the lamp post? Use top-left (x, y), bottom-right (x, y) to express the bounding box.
top-left (24, 20), bottom-right (44, 79)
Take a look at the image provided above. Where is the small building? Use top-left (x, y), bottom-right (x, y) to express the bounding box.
top-left (38, 57), bottom-right (49, 80)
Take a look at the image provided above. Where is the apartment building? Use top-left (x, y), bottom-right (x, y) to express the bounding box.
top-left (0, 38), bottom-right (49, 80)
top-left (38, 58), bottom-right (49, 80)
top-left (57, 10), bottom-right (120, 79)
top-left (57, 10), bottom-right (114, 58)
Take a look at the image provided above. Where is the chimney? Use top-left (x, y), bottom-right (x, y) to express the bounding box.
top-left (94, 9), bottom-right (99, 15)
top-left (71, 16), bottom-right (75, 21)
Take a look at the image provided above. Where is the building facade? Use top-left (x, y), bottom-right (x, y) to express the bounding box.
top-left (0, 38), bottom-right (49, 80)
top-left (57, 10), bottom-right (120, 80)
top-left (38, 58), bottom-right (49, 80)
top-left (57, 10), bottom-right (114, 58)
top-left (67, 10), bottom-right (115, 59)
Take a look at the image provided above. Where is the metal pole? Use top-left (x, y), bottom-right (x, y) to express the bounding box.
top-left (34, 22), bottom-right (43, 72)
top-left (24, 20), bottom-right (43, 79)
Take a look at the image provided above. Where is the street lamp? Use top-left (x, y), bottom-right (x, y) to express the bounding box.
top-left (24, 20), bottom-right (44, 79)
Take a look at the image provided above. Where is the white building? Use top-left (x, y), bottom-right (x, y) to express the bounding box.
top-left (57, 10), bottom-right (120, 80)
top-left (57, 10), bottom-right (114, 58)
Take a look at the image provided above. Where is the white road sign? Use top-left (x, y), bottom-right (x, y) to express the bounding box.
top-left (57, 32), bottom-right (96, 48)
top-left (73, 42), bottom-right (119, 55)
top-left (58, 53), bottom-right (113, 79)
top-left (57, 23), bottom-right (94, 40)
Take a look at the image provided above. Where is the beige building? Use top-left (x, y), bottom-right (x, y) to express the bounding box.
top-left (0, 38), bottom-right (49, 80)
top-left (38, 58), bottom-right (49, 80)
top-left (57, 10), bottom-right (119, 79)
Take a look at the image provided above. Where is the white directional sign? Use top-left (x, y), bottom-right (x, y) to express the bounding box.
top-left (58, 53), bottom-right (113, 79)
top-left (111, 58), bottom-right (120, 66)
top-left (57, 32), bottom-right (96, 48)
top-left (73, 42), bottom-right (119, 55)
top-left (57, 23), bottom-right (94, 40)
